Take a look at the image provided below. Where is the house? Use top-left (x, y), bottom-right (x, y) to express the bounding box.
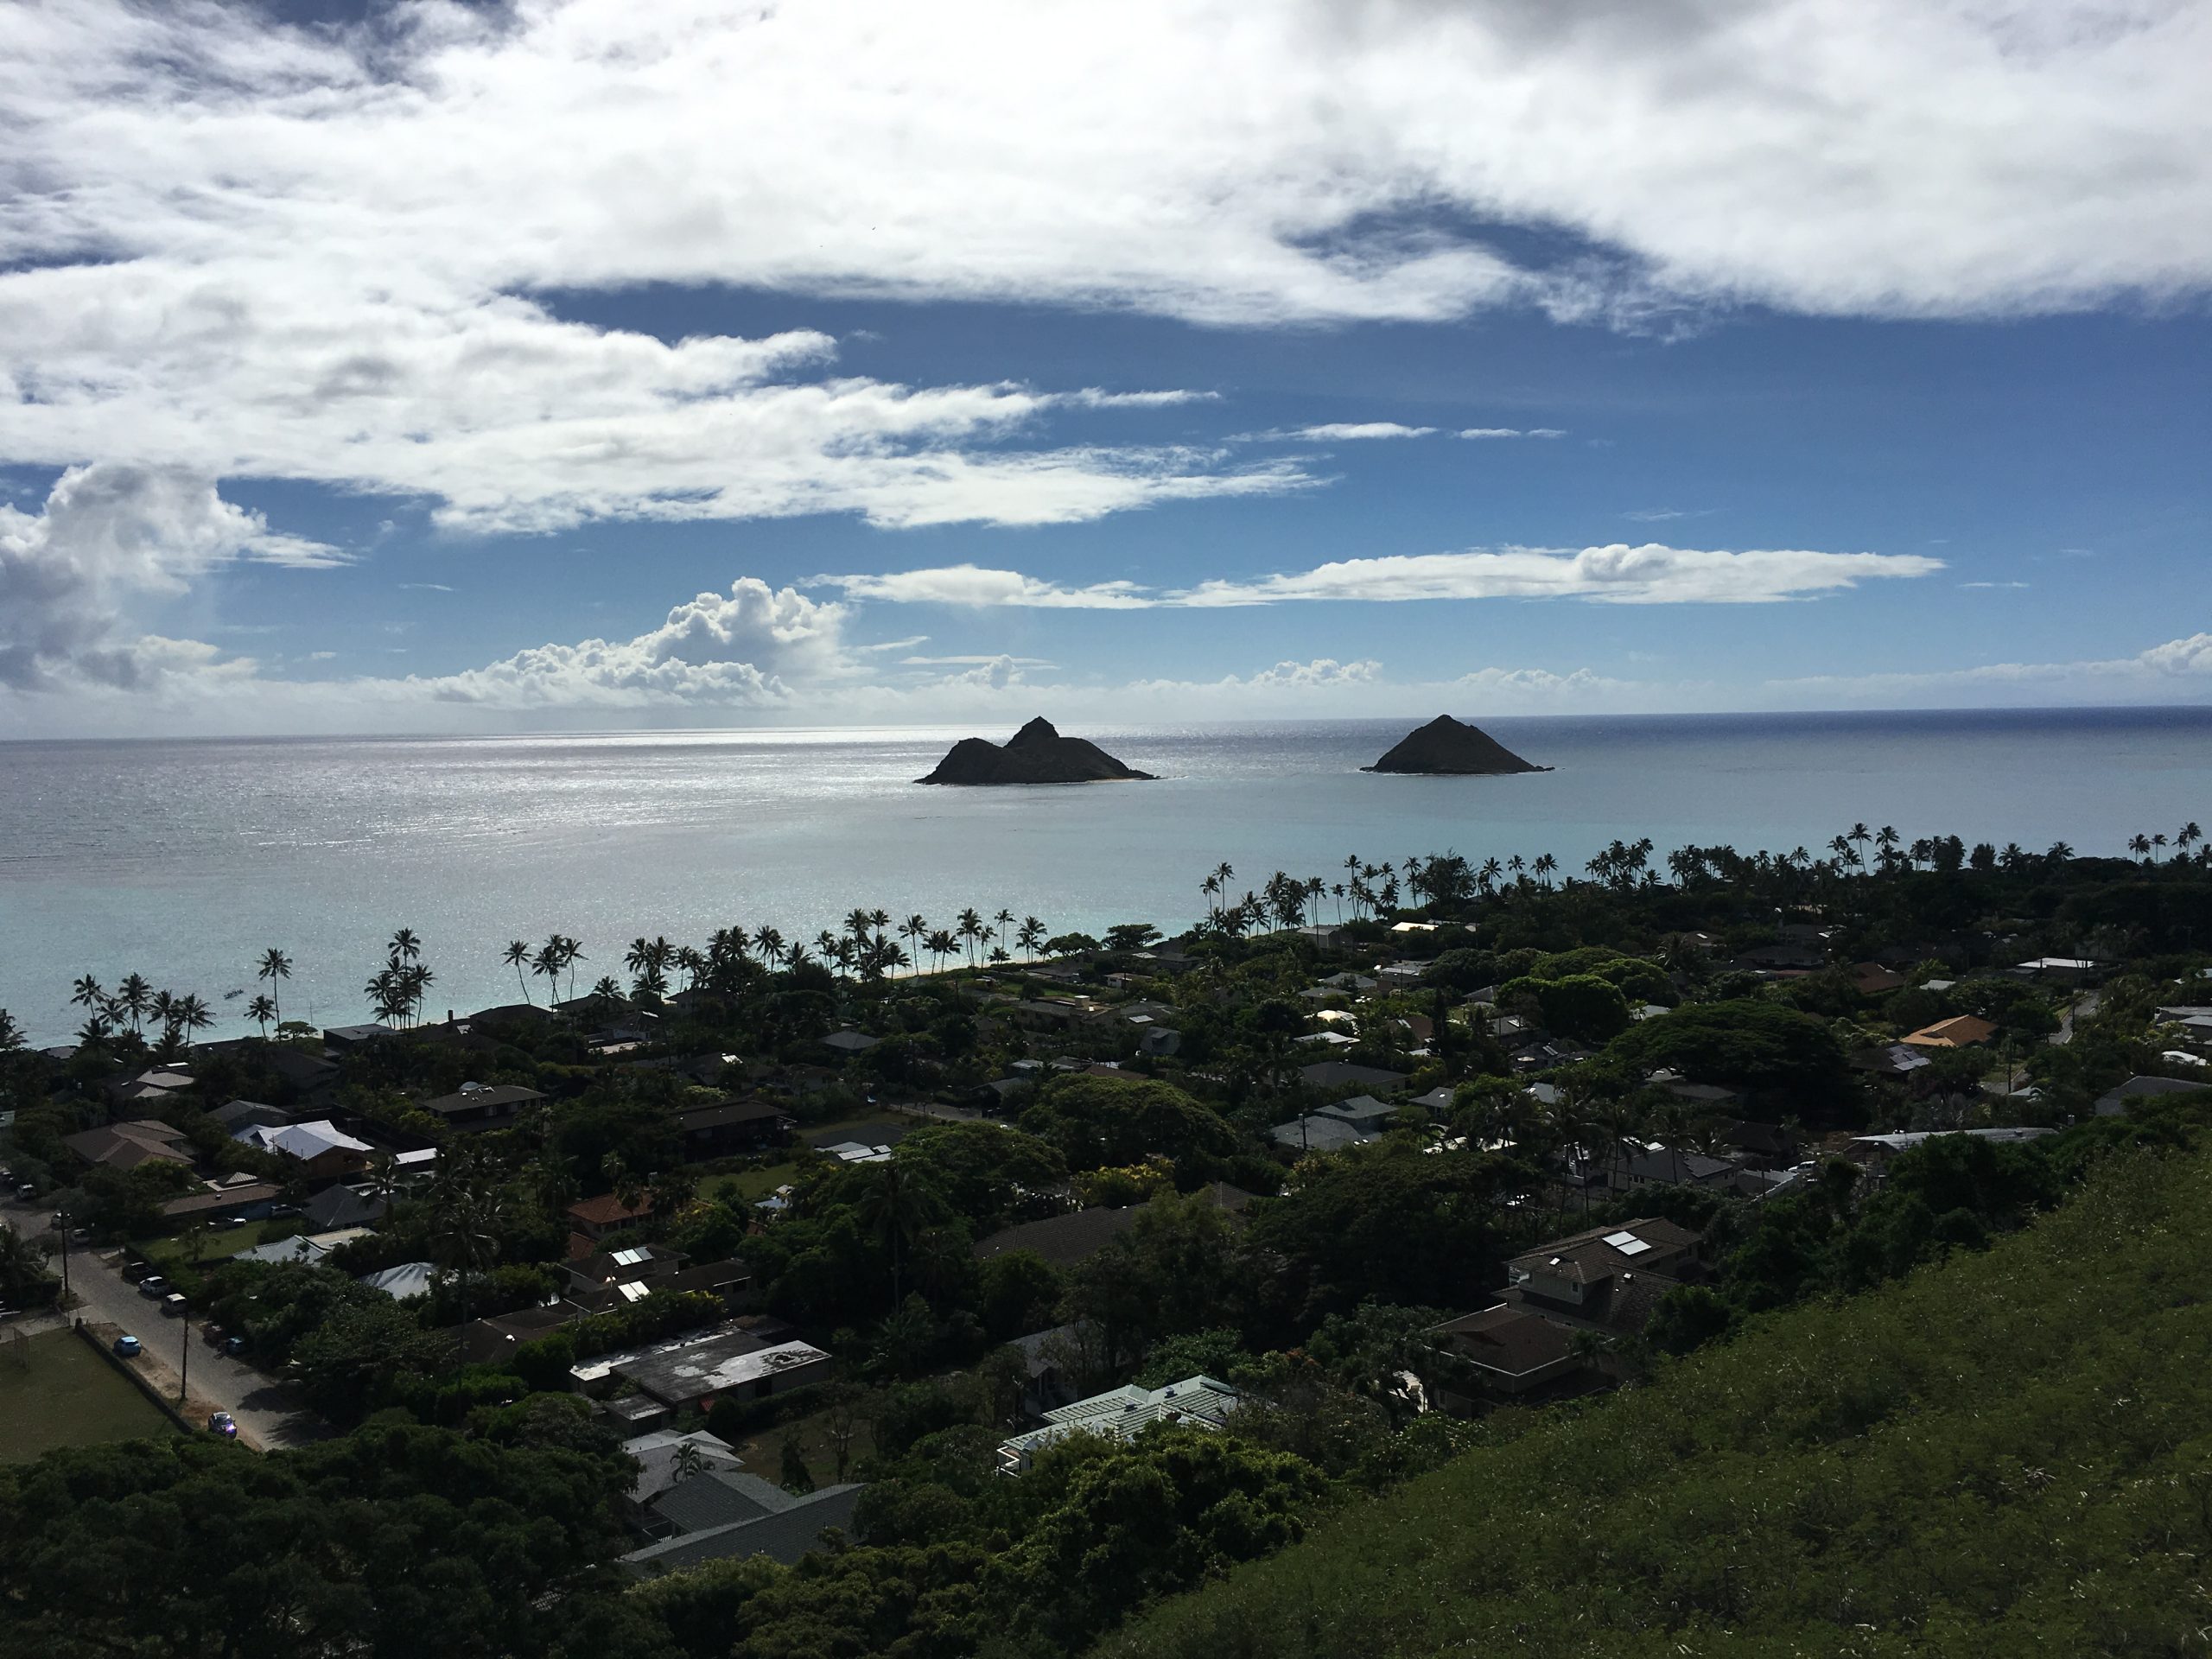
top-left (997, 1375), bottom-right (1238, 1474)
top-left (673, 1099), bottom-right (793, 1160)
top-left (418, 1082), bottom-right (544, 1133)
top-left (1269, 1114), bottom-right (1376, 1154)
top-left (1409, 1086), bottom-right (1456, 1115)
top-left (1719, 1120), bottom-right (1801, 1169)
top-left (232, 1227), bottom-right (370, 1266)
top-left (973, 1206), bottom-right (1141, 1268)
top-left (160, 1174), bottom-right (283, 1223)
top-left (621, 1472), bottom-right (864, 1573)
top-left (1138, 1027), bottom-right (1183, 1058)
top-left (820, 1029), bottom-right (880, 1056)
top-left (62, 1119), bottom-right (194, 1172)
top-left (1844, 1128), bottom-right (2056, 1173)
top-left (565, 1243), bottom-right (750, 1313)
top-left (359, 1262), bottom-right (437, 1299)
top-left (1730, 941), bottom-right (1827, 973)
top-left (301, 1183), bottom-right (386, 1231)
top-left (260, 1044), bottom-right (342, 1099)
top-left (321, 1023), bottom-right (397, 1050)
top-left (1660, 1080), bottom-right (1742, 1109)
top-left (1007, 1324), bottom-right (1087, 1415)
top-left (614, 1334), bottom-right (833, 1409)
top-left (568, 1192), bottom-right (655, 1241)
top-left (620, 1429), bottom-right (747, 1505)
top-left (208, 1098), bottom-right (295, 1134)
top-left (1298, 1059), bottom-right (1408, 1092)
top-left (1852, 963), bottom-right (1908, 996)
top-left (2094, 1075), bottom-right (2209, 1117)
top-left (1901, 1014), bottom-right (1999, 1049)
top-left (1615, 1147), bottom-right (1735, 1191)
top-left (2013, 957), bottom-right (2104, 983)
top-left (232, 1118), bottom-right (373, 1182)
top-left (1426, 1305), bottom-right (1588, 1401)
top-left (1851, 1043), bottom-right (1934, 1078)
top-left (1506, 1218), bottom-right (1701, 1336)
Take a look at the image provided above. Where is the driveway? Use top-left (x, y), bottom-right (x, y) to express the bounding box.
top-left (3, 1194), bottom-right (329, 1452)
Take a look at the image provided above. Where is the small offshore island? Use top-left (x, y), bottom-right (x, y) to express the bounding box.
top-left (1364, 714), bottom-right (1549, 775)
top-left (917, 717), bottom-right (1156, 785)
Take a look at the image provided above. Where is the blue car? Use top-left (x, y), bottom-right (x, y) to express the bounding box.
top-left (207, 1411), bottom-right (237, 1439)
top-left (113, 1334), bottom-right (142, 1357)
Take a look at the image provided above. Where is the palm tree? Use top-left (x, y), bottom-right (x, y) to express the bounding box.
top-left (2128, 833), bottom-right (2152, 862)
top-left (1200, 873), bottom-right (1220, 918)
top-left (0, 1009), bottom-right (22, 1056)
top-left (952, 907), bottom-right (982, 969)
top-left (430, 1157), bottom-right (505, 1338)
top-left (388, 927), bottom-right (421, 965)
top-left (114, 974), bottom-right (152, 1036)
top-left (364, 1150), bottom-right (402, 1224)
top-left (855, 1162), bottom-right (934, 1306)
top-left (245, 993), bottom-right (276, 1037)
top-left (925, 929), bottom-right (957, 973)
top-left (1534, 853), bottom-right (1557, 889)
top-left (256, 948), bottom-right (292, 1020)
top-left (1848, 823), bottom-right (1872, 872)
top-left (504, 940), bottom-right (534, 1005)
top-left (1018, 916), bottom-right (1046, 962)
top-left (175, 994), bottom-right (213, 1049)
top-left (70, 975), bottom-right (106, 1015)
top-left (75, 1012), bottom-right (112, 1054)
top-left (531, 937), bottom-right (565, 1006)
top-left (560, 935), bottom-right (585, 1001)
top-left (900, 914), bottom-right (929, 969)
top-left (2181, 823), bottom-right (2204, 859)
top-left (753, 926), bottom-right (786, 970)
top-left (995, 908), bottom-right (1015, 958)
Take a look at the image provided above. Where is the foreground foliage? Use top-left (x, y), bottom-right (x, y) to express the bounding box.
top-left (1103, 1142), bottom-right (2212, 1658)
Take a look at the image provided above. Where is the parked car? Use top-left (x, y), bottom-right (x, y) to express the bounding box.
top-left (161, 1293), bottom-right (188, 1318)
top-left (207, 1411), bottom-right (237, 1439)
top-left (122, 1259), bottom-right (151, 1283)
top-left (137, 1276), bottom-right (169, 1299)
top-left (15, 1183), bottom-right (34, 1201)
top-left (113, 1335), bottom-right (142, 1357)
top-left (224, 1336), bottom-right (247, 1357)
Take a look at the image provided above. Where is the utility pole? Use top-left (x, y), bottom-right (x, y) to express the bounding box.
top-left (56, 1207), bottom-right (70, 1308)
top-left (179, 1310), bottom-right (190, 1403)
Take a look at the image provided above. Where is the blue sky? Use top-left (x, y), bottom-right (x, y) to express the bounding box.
top-left (2, 0), bottom-right (2209, 734)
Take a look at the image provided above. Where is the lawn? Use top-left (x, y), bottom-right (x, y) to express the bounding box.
top-left (0, 1328), bottom-right (176, 1463)
top-left (701, 1163), bottom-right (799, 1205)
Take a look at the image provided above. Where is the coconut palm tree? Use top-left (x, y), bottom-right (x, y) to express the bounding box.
top-left (855, 1161), bottom-right (935, 1306)
top-left (2181, 823), bottom-right (2205, 858)
top-left (430, 1156), bottom-right (505, 1338)
top-left (1018, 916), bottom-right (1046, 962)
top-left (956, 907), bottom-right (984, 969)
top-left (2128, 833), bottom-right (2153, 862)
top-left (388, 927), bottom-right (421, 965)
top-left (256, 948), bottom-right (292, 1020)
top-left (531, 936), bottom-right (565, 1006)
top-left (900, 914), bottom-right (929, 968)
top-left (925, 929), bottom-right (957, 973)
top-left (175, 994), bottom-right (214, 1049)
top-left (1533, 852), bottom-right (1557, 889)
top-left (0, 1008), bottom-right (22, 1056)
top-left (245, 994), bottom-right (276, 1037)
top-left (70, 975), bottom-right (106, 1015)
top-left (113, 973), bottom-right (152, 1036)
top-left (504, 940), bottom-right (534, 1004)
top-left (753, 926), bottom-right (786, 970)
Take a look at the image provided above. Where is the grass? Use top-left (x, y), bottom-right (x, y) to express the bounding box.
top-left (715, 1397), bottom-right (866, 1486)
top-left (130, 1221), bottom-right (300, 1298)
top-left (0, 1328), bottom-right (176, 1463)
top-left (701, 1162), bottom-right (800, 1205)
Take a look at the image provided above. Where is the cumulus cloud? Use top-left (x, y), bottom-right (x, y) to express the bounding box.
top-left (819, 543), bottom-right (1942, 610)
top-left (0, 464), bottom-right (338, 690)
top-left (420, 580), bottom-right (853, 708)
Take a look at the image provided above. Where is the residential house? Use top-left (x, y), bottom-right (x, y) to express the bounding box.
top-left (613, 1332), bottom-right (833, 1410)
top-left (232, 1119), bottom-right (373, 1183)
top-left (418, 1082), bottom-right (544, 1133)
top-left (208, 1098), bottom-right (295, 1134)
top-left (1851, 1043), bottom-right (1934, 1078)
top-left (568, 1192), bottom-right (655, 1243)
top-left (1851, 963), bottom-right (1908, 996)
top-left (63, 1119), bottom-right (194, 1172)
top-left (1268, 1114), bottom-right (1376, 1154)
top-left (2012, 957), bottom-right (2104, 983)
top-left (819, 1029), bottom-right (880, 1057)
top-left (231, 1227), bottom-right (370, 1267)
top-left (2094, 1075), bottom-right (2209, 1117)
top-left (302, 1183), bottom-right (386, 1232)
top-left (1615, 1147), bottom-right (1736, 1192)
top-left (565, 1242), bottom-right (750, 1313)
top-left (1505, 1218), bottom-right (1702, 1337)
top-left (321, 1023), bottom-right (397, 1050)
top-left (620, 1429), bottom-right (747, 1506)
top-left (359, 1261), bottom-right (437, 1299)
top-left (673, 1099), bottom-right (793, 1160)
top-left (1718, 1120), bottom-right (1802, 1169)
top-left (621, 1471), bottom-right (864, 1573)
top-left (1845, 1127), bottom-right (2056, 1169)
top-left (1426, 1305), bottom-right (1589, 1402)
top-left (1901, 1014), bottom-right (1999, 1049)
top-left (997, 1375), bottom-right (1238, 1474)
top-left (972, 1206), bottom-right (1141, 1268)
top-left (159, 1173), bottom-right (283, 1224)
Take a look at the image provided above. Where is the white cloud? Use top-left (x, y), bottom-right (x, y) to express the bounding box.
top-left (0, 464), bottom-right (338, 690)
top-left (1773, 632), bottom-right (2212, 698)
top-left (1459, 428), bottom-right (1568, 440)
top-left (420, 580), bottom-right (854, 708)
top-left (818, 543), bottom-right (1942, 610)
top-left (1273, 423), bottom-right (1438, 442)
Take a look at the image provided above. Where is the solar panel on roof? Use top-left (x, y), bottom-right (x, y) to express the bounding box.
top-left (617, 1281), bottom-right (650, 1302)
top-left (1603, 1230), bottom-right (1653, 1256)
top-left (611, 1246), bottom-right (651, 1266)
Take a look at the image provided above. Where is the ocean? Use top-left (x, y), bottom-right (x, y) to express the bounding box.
top-left (2, 706), bottom-right (2207, 1046)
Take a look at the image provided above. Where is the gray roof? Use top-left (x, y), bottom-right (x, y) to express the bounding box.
top-left (649, 1467), bottom-right (793, 1534)
top-left (973, 1206), bottom-right (1140, 1268)
top-left (2095, 1075), bottom-right (2208, 1114)
top-left (625, 1482), bottom-right (865, 1573)
top-left (1298, 1059), bottom-right (1408, 1090)
top-left (302, 1185), bottom-right (384, 1231)
top-left (1269, 1115), bottom-right (1375, 1153)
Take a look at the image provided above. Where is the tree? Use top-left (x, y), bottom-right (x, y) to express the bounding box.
top-left (256, 947), bottom-right (292, 1020)
top-left (1019, 1074), bottom-right (1240, 1175)
top-left (245, 993), bottom-right (276, 1037)
top-left (855, 1160), bottom-right (940, 1306)
top-left (503, 939), bottom-right (534, 1004)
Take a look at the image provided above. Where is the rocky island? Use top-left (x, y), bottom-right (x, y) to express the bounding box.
top-left (916, 717), bottom-right (1156, 785)
top-left (1363, 715), bottom-right (1548, 775)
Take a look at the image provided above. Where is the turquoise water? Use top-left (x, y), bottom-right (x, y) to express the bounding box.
top-left (2, 707), bottom-right (2208, 1045)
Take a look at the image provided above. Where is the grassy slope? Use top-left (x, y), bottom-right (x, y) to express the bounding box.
top-left (1106, 1148), bottom-right (2212, 1659)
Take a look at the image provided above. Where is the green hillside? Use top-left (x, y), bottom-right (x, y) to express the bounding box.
top-left (1105, 1145), bottom-right (2212, 1658)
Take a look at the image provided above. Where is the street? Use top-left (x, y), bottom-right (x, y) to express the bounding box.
top-left (3, 1193), bottom-right (329, 1452)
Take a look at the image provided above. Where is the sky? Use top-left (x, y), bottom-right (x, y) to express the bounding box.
top-left (2, 0), bottom-right (2209, 737)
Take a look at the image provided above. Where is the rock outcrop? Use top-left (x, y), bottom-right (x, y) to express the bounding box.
top-left (917, 718), bottom-right (1156, 785)
top-left (1363, 715), bottom-right (1547, 776)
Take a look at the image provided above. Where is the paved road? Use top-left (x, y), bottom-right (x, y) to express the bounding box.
top-left (2050, 991), bottom-right (2101, 1047)
top-left (2, 1195), bottom-right (329, 1452)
